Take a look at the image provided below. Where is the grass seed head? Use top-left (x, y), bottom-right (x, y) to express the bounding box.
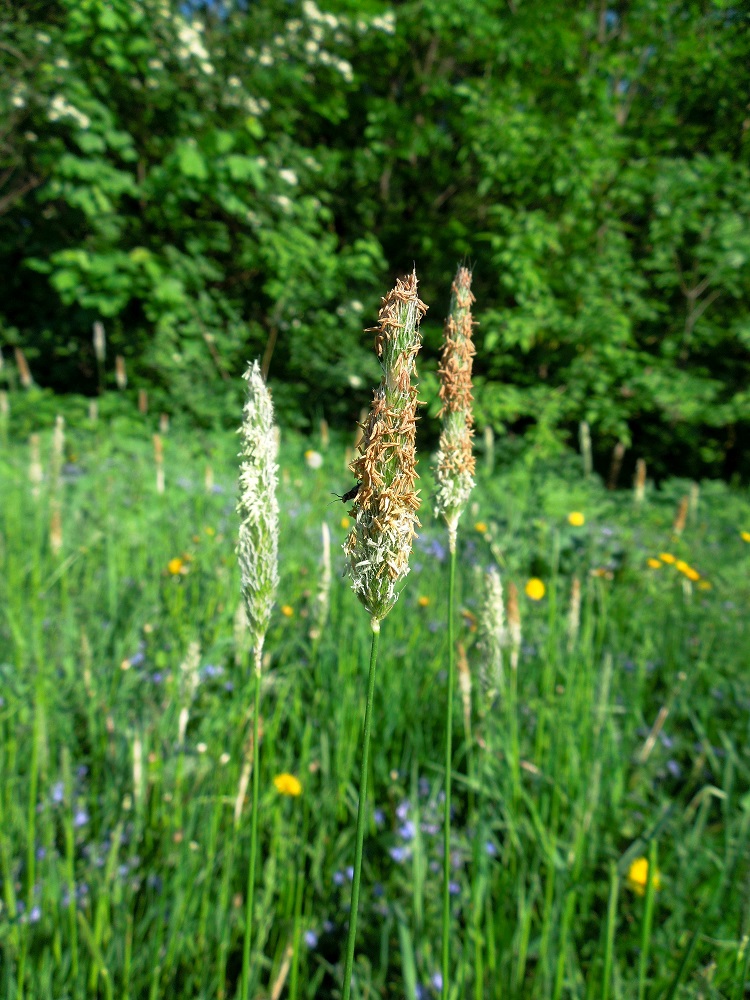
top-left (673, 495), bottom-right (689, 535)
top-left (634, 458), bottom-right (646, 502)
top-left (93, 320), bottom-right (106, 363)
top-left (434, 266), bottom-right (476, 541)
top-left (15, 347), bottom-right (32, 388)
top-left (506, 581), bottom-right (521, 672)
top-left (344, 269), bottom-right (427, 623)
top-left (115, 354), bottom-right (127, 390)
top-left (478, 565), bottom-right (505, 698)
top-left (237, 360), bottom-right (280, 666)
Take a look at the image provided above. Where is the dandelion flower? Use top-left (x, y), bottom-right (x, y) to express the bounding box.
top-left (659, 552), bottom-right (676, 565)
top-left (417, 595), bottom-right (430, 607)
top-left (568, 511), bottom-right (585, 527)
top-left (741, 531), bottom-right (750, 543)
top-left (525, 578), bottom-right (545, 601)
top-left (626, 856), bottom-right (661, 896)
top-left (281, 605), bottom-right (294, 618)
top-left (168, 557), bottom-right (184, 575)
top-left (274, 773), bottom-right (302, 796)
top-left (647, 557), bottom-right (662, 569)
top-left (675, 560), bottom-right (700, 581)
top-left (340, 516), bottom-right (350, 529)
top-left (474, 521), bottom-right (488, 534)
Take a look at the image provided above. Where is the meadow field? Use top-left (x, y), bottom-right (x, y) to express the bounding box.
top-left (0, 405), bottom-right (749, 999)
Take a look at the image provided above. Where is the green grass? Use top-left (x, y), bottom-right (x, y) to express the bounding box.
top-left (0, 412), bottom-right (749, 999)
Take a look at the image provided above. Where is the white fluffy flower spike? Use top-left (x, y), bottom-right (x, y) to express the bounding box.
top-left (237, 360), bottom-right (280, 672)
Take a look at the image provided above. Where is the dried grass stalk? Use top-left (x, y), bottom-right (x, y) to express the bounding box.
top-left (344, 270), bottom-right (427, 623)
top-left (434, 266), bottom-right (476, 546)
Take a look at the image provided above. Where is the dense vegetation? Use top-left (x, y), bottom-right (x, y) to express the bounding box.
top-left (2, 0), bottom-right (750, 478)
top-left (1, 420), bottom-right (749, 998)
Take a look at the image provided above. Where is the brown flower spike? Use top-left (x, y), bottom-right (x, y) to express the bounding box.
top-left (344, 270), bottom-right (428, 623)
top-left (434, 266), bottom-right (476, 546)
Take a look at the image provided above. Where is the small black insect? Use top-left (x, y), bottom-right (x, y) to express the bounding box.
top-left (329, 482), bottom-right (361, 505)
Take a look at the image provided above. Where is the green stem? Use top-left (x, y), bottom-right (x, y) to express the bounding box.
top-left (342, 618), bottom-right (380, 1000)
top-left (442, 533), bottom-right (457, 1000)
top-left (241, 647), bottom-right (263, 1000)
top-left (637, 839), bottom-right (658, 1000)
top-left (601, 861), bottom-right (619, 1000)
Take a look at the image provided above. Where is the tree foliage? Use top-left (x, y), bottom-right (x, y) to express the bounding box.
top-left (1, 0), bottom-right (749, 476)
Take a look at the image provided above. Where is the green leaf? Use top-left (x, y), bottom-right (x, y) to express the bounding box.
top-left (177, 145), bottom-right (208, 181)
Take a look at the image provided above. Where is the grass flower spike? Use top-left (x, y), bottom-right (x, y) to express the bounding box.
top-left (344, 269), bottom-right (427, 624)
top-left (434, 265), bottom-right (476, 547)
top-left (237, 359), bottom-right (280, 670)
top-left (236, 358), bottom-right (279, 1000)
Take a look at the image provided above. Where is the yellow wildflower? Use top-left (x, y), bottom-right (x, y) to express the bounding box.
top-left (340, 516), bottom-right (350, 529)
top-left (273, 773), bottom-right (302, 797)
top-left (280, 605), bottom-right (294, 618)
top-left (567, 511), bottom-right (585, 527)
top-left (741, 531), bottom-right (750, 543)
top-left (676, 560), bottom-right (700, 582)
top-left (205, 526), bottom-right (216, 536)
top-left (647, 558), bottom-right (662, 569)
top-left (626, 856), bottom-right (662, 897)
top-left (525, 578), bottom-right (545, 601)
top-left (474, 522), bottom-right (488, 534)
top-left (417, 595), bottom-right (430, 607)
top-left (697, 579), bottom-right (712, 590)
top-left (659, 552), bottom-right (676, 565)
top-left (168, 557), bottom-right (184, 575)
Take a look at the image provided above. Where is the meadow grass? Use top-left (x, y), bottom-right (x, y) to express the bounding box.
top-left (0, 415), bottom-right (749, 999)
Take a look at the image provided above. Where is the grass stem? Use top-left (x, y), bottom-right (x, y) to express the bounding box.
top-left (637, 839), bottom-right (658, 1000)
top-left (442, 534), bottom-right (457, 1000)
top-left (241, 648), bottom-right (263, 1000)
top-left (342, 618), bottom-right (380, 1000)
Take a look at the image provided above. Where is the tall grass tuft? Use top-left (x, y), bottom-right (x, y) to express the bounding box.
top-left (236, 359), bottom-right (280, 1000)
top-left (342, 269), bottom-right (427, 999)
top-left (433, 264), bottom-right (476, 999)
